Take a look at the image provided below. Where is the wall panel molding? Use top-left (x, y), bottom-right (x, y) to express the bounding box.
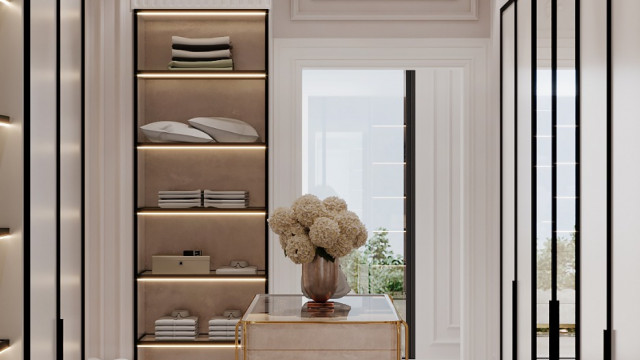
top-left (131, 0), bottom-right (271, 10)
top-left (291, 0), bottom-right (478, 21)
top-left (273, 38), bottom-right (494, 360)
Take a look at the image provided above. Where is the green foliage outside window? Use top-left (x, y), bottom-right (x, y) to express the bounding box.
top-left (342, 228), bottom-right (406, 297)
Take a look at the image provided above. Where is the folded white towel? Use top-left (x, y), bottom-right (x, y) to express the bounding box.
top-left (172, 49), bottom-right (231, 59)
top-left (155, 316), bottom-right (198, 326)
top-left (209, 317), bottom-right (241, 325)
top-left (172, 36), bottom-right (230, 46)
top-left (155, 330), bottom-right (198, 336)
top-left (215, 266), bottom-right (257, 275)
top-left (155, 336), bottom-right (197, 341)
top-left (155, 325), bottom-right (197, 331)
top-left (209, 330), bottom-right (240, 336)
top-left (209, 325), bottom-right (239, 331)
top-left (209, 336), bottom-right (237, 341)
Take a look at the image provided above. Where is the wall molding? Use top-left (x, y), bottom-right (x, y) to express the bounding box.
top-left (273, 38), bottom-right (496, 360)
top-left (131, 0), bottom-right (271, 9)
top-left (291, 0), bottom-right (478, 21)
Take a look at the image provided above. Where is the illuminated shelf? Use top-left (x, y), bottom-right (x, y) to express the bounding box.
top-left (0, 339), bottom-right (9, 354)
top-left (137, 270), bottom-right (266, 281)
top-left (137, 142), bottom-right (266, 150)
top-left (0, 228), bottom-right (10, 240)
top-left (138, 334), bottom-right (237, 348)
top-left (137, 10), bottom-right (267, 17)
top-left (0, 115), bottom-right (10, 127)
top-left (136, 71), bottom-right (266, 80)
top-left (137, 207), bottom-right (265, 216)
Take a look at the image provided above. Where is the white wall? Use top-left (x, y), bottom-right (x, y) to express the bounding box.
top-left (0, 1), bottom-right (25, 360)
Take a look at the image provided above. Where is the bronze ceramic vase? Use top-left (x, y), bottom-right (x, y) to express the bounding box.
top-left (302, 254), bottom-right (339, 303)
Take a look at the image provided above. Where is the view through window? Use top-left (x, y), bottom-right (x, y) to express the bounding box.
top-left (302, 69), bottom-right (408, 319)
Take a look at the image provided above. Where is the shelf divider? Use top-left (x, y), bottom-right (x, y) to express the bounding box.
top-left (137, 334), bottom-right (237, 348)
top-left (136, 71), bottom-right (266, 80)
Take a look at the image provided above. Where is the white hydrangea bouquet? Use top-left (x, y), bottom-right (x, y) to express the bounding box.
top-left (268, 194), bottom-right (368, 264)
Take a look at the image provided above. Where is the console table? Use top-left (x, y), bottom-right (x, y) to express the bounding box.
top-left (235, 294), bottom-right (408, 360)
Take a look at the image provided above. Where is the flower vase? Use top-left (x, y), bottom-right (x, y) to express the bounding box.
top-left (302, 254), bottom-right (339, 303)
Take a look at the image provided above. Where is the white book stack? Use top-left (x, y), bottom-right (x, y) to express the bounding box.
top-left (154, 315), bottom-right (199, 341)
top-left (203, 190), bottom-right (248, 209)
top-left (158, 190), bottom-right (202, 208)
top-left (209, 316), bottom-right (241, 341)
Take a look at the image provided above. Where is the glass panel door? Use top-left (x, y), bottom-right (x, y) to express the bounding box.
top-left (301, 69), bottom-right (409, 320)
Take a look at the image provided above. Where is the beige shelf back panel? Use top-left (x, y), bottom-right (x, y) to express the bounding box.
top-left (137, 79), bottom-right (266, 143)
top-left (137, 15), bottom-right (266, 71)
top-left (138, 150), bottom-right (266, 207)
top-left (138, 215), bottom-right (266, 272)
top-left (139, 281), bottom-right (264, 334)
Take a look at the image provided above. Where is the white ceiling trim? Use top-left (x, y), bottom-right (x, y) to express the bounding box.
top-left (131, 0), bottom-right (271, 9)
top-left (291, 0), bottom-right (478, 21)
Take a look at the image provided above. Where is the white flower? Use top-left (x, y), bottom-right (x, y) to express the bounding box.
top-left (308, 217), bottom-right (340, 248)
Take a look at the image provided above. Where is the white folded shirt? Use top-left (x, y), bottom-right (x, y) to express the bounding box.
top-left (208, 325), bottom-right (239, 331)
top-left (215, 266), bottom-right (257, 275)
top-left (155, 330), bottom-right (198, 336)
top-left (155, 325), bottom-right (198, 331)
top-left (172, 36), bottom-right (230, 46)
top-left (209, 330), bottom-right (240, 336)
top-left (209, 317), bottom-right (241, 326)
top-left (155, 316), bottom-right (198, 326)
top-left (209, 336), bottom-right (238, 341)
top-left (155, 336), bottom-right (197, 341)
top-left (172, 49), bottom-right (231, 59)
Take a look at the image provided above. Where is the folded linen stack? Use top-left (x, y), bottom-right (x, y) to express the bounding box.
top-left (209, 316), bottom-right (242, 341)
top-left (158, 190), bottom-right (202, 208)
top-left (169, 36), bottom-right (233, 71)
top-left (204, 190), bottom-right (248, 208)
top-left (155, 315), bottom-right (199, 341)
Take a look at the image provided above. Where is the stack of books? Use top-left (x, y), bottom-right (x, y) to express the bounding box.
top-left (158, 190), bottom-right (202, 208)
top-left (204, 190), bottom-right (248, 208)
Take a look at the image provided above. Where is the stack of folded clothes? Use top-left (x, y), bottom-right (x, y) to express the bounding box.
top-left (169, 36), bottom-right (233, 71)
top-left (216, 260), bottom-right (258, 275)
top-left (204, 190), bottom-right (248, 208)
top-left (209, 312), bottom-right (242, 341)
top-left (155, 313), bottom-right (199, 341)
top-left (158, 190), bottom-right (202, 208)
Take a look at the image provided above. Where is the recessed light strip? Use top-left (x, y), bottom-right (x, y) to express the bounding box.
top-left (0, 339), bottom-right (10, 354)
top-left (137, 211), bottom-right (265, 216)
top-left (137, 145), bottom-right (266, 150)
top-left (138, 277), bottom-right (265, 283)
top-left (0, 115), bottom-right (10, 127)
top-left (137, 72), bottom-right (266, 79)
top-left (137, 11), bottom-right (266, 17)
top-left (0, 228), bottom-right (10, 240)
top-left (0, 0), bottom-right (10, 6)
top-left (138, 343), bottom-right (237, 348)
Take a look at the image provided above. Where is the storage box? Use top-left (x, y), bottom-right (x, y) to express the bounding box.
top-left (152, 255), bottom-right (210, 274)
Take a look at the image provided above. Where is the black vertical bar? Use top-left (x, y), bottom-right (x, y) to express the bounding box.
top-left (499, 6), bottom-right (504, 359)
top-left (133, 9), bottom-right (139, 360)
top-left (56, 319), bottom-right (64, 360)
top-left (405, 70), bottom-right (416, 360)
top-left (56, 0), bottom-right (62, 357)
top-left (604, 0), bottom-right (613, 358)
top-left (575, 0), bottom-right (581, 359)
top-left (550, 0), bottom-right (560, 359)
top-left (24, 0), bottom-right (31, 356)
top-left (264, 9), bottom-right (270, 296)
top-left (531, 0), bottom-right (538, 358)
top-left (81, 0), bottom-right (86, 357)
top-left (513, 1), bottom-right (519, 358)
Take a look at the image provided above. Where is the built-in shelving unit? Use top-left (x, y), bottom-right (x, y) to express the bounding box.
top-left (134, 8), bottom-right (269, 360)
